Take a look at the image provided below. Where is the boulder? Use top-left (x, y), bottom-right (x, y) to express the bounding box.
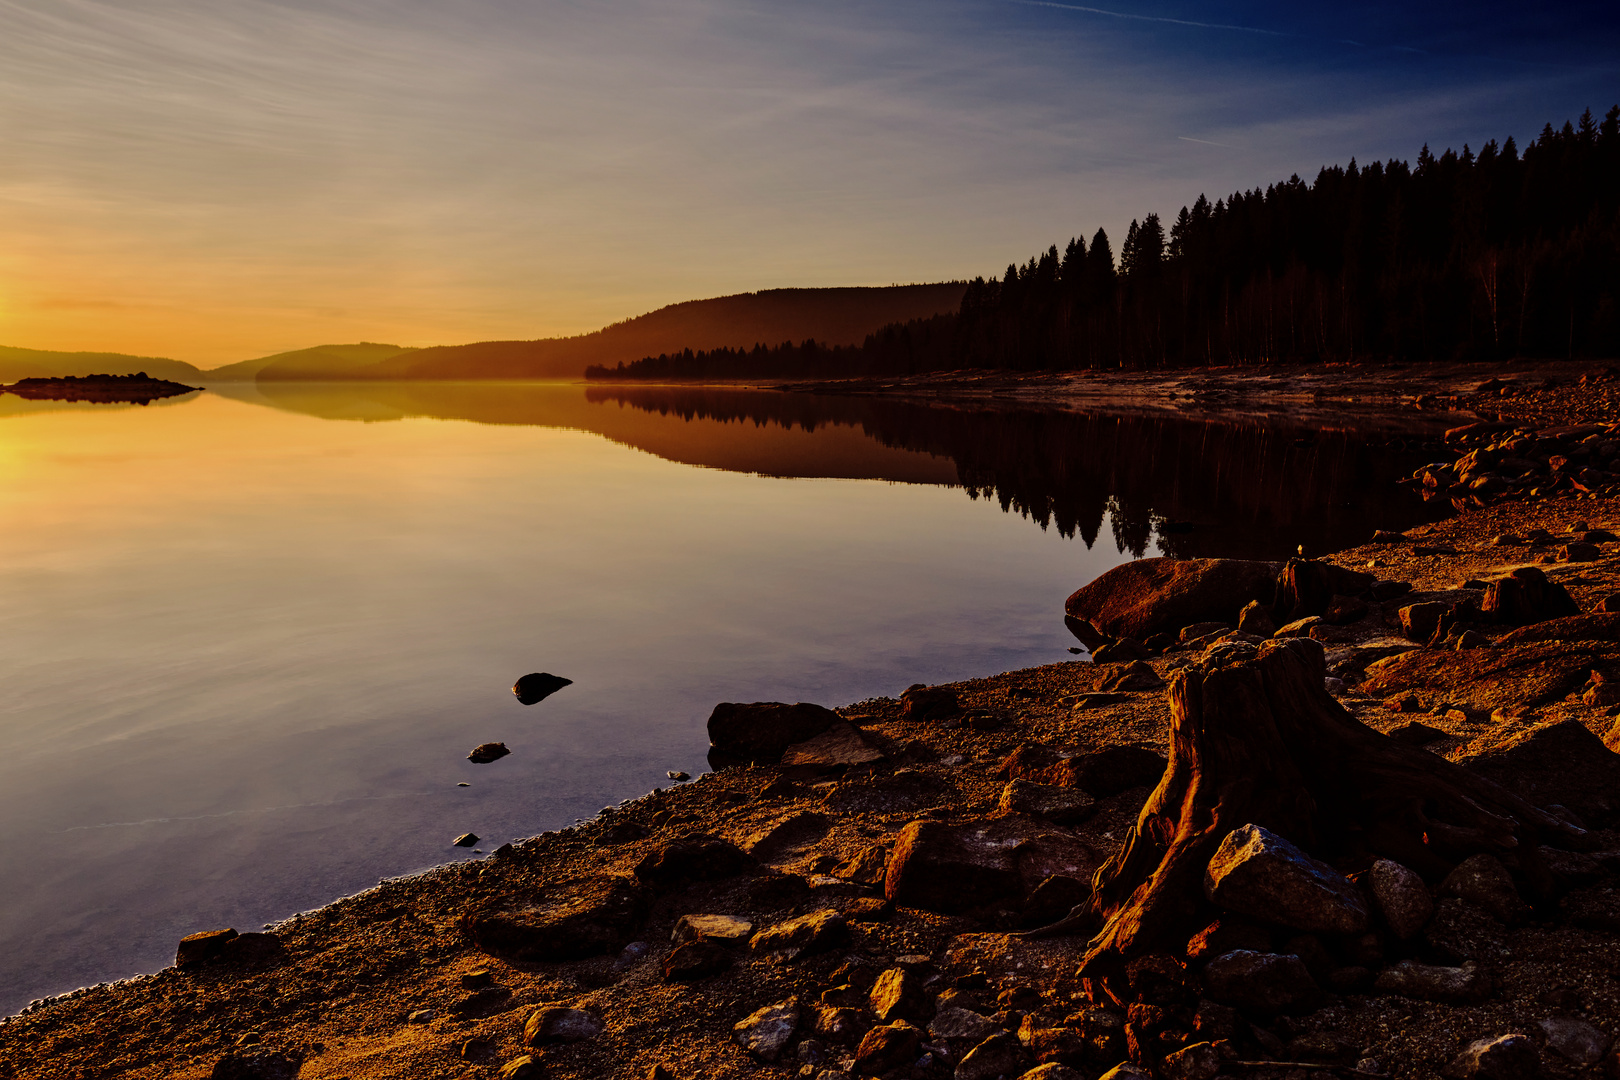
top-left (749, 909), bottom-right (849, 960)
top-left (1097, 660), bottom-right (1163, 691)
top-left (1159, 1041), bottom-right (1222, 1080)
top-left (743, 812), bottom-right (832, 862)
top-left (177, 928), bottom-right (238, 968)
top-left (512, 672), bottom-right (572, 705)
top-left (468, 876), bottom-right (649, 962)
top-left (1275, 559), bottom-right (1374, 621)
top-left (853, 1021), bottom-right (922, 1074)
top-left (781, 723), bottom-right (884, 768)
top-left (1443, 1034), bottom-right (1538, 1079)
top-left (1538, 1016), bottom-right (1612, 1065)
top-left (998, 779), bottom-right (1095, 825)
top-left (707, 701), bottom-right (841, 763)
top-left (956, 1032), bottom-right (1033, 1080)
top-left (1399, 601), bottom-right (1454, 643)
top-left (1203, 824), bottom-right (1368, 934)
top-left (1440, 854), bottom-right (1531, 925)
top-left (1361, 645), bottom-right (1600, 714)
top-left (1200, 950), bottom-right (1321, 1015)
top-left (1237, 601), bottom-right (1276, 636)
top-left (671, 913), bottom-right (753, 946)
top-left (1481, 567), bottom-right (1580, 625)
top-left (734, 1000), bottom-right (800, 1061)
top-left (1498, 612), bottom-right (1620, 645)
top-left (885, 816), bottom-right (1098, 914)
top-left (1365, 859), bottom-right (1434, 939)
top-left (1064, 557), bottom-right (1277, 645)
top-left (1459, 719), bottom-right (1620, 826)
top-left (524, 1006), bottom-right (605, 1044)
top-left (868, 967), bottom-right (929, 1025)
top-left (1374, 959), bottom-right (1491, 1003)
top-left (901, 687), bottom-right (960, 720)
top-left (1001, 743), bottom-right (1166, 796)
top-left (928, 1007), bottom-right (1005, 1054)
top-left (663, 938), bottom-right (731, 980)
top-left (634, 835), bottom-right (756, 888)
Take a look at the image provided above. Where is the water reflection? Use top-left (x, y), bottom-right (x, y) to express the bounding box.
top-left (222, 380), bottom-right (1457, 559)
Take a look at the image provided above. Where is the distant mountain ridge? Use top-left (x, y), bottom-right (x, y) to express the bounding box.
top-left (246, 285), bottom-right (966, 381)
top-left (0, 345), bottom-right (204, 385)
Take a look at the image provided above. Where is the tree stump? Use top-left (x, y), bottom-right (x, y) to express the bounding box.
top-left (1047, 637), bottom-right (1587, 1007)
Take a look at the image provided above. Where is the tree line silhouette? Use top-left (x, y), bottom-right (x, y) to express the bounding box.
top-left (590, 106), bottom-right (1620, 380)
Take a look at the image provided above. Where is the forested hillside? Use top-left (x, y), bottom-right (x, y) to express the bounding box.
top-left (593, 106), bottom-right (1620, 380)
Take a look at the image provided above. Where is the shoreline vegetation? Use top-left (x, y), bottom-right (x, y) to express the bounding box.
top-left (5, 366), bottom-right (1620, 1080)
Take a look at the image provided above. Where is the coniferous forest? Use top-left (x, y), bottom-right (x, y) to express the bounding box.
top-left (590, 107), bottom-right (1620, 380)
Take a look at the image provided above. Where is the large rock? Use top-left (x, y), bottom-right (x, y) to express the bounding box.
top-left (634, 834), bottom-right (756, 888)
top-left (885, 816), bottom-right (1098, 914)
top-left (1443, 1034), bottom-right (1538, 1079)
top-left (1374, 959), bottom-right (1491, 1003)
top-left (956, 1032), bottom-right (1033, 1080)
top-left (998, 779), bottom-right (1095, 825)
top-left (781, 723), bottom-right (884, 768)
top-left (671, 913), bottom-right (753, 946)
top-left (1274, 559), bottom-right (1374, 622)
top-left (928, 1007), bottom-right (1005, 1055)
top-left (749, 909), bottom-right (849, 960)
top-left (734, 1000), bottom-right (800, 1061)
top-left (177, 928), bottom-right (238, 968)
top-left (1365, 859), bottom-right (1434, 939)
top-left (1498, 612), bottom-right (1620, 645)
top-left (1203, 824), bottom-right (1368, 934)
top-left (1001, 743), bottom-right (1167, 796)
top-left (707, 701), bottom-right (841, 764)
top-left (854, 1021), bottom-right (922, 1074)
top-left (743, 811), bottom-right (832, 862)
top-left (1458, 719), bottom-right (1620, 826)
top-left (1200, 950), bottom-right (1321, 1015)
top-left (1065, 558), bottom-right (1277, 645)
top-left (1538, 1017), bottom-right (1612, 1065)
top-left (524, 1006), bottom-right (605, 1044)
top-left (1440, 855), bottom-right (1531, 925)
top-left (512, 672), bottom-right (571, 705)
top-left (1159, 1041), bottom-right (1222, 1080)
top-left (1361, 644), bottom-right (1600, 713)
top-left (663, 939), bottom-right (731, 980)
top-left (1481, 567), bottom-right (1581, 625)
top-left (868, 967), bottom-right (929, 1025)
top-left (468, 876), bottom-right (649, 961)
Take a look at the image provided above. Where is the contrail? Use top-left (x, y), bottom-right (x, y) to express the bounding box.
top-left (1178, 135), bottom-right (1234, 148)
top-left (1005, 0), bottom-right (1291, 37)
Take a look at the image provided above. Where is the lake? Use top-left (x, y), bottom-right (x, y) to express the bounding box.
top-left (0, 381), bottom-right (1453, 1014)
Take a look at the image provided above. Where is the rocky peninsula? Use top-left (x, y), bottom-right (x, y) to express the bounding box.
top-left (4, 364), bottom-right (1620, 1080)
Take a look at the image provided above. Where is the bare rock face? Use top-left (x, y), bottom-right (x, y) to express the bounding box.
top-left (734, 1000), bottom-right (800, 1061)
top-left (853, 1020), bottom-right (922, 1074)
top-left (1366, 859), bottom-right (1434, 939)
top-left (468, 876), bottom-right (649, 962)
top-left (523, 1006), bottom-right (605, 1045)
top-left (1440, 854), bottom-right (1531, 925)
top-left (885, 816), bottom-right (1098, 914)
top-left (634, 835), bottom-right (756, 888)
top-left (999, 779), bottom-right (1096, 825)
top-left (1481, 567), bottom-right (1581, 625)
top-left (1203, 824), bottom-right (1369, 934)
top-left (1200, 950), bottom-right (1322, 1015)
top-left (1443, 1033), bottom-right (1539, 1079)
top-left (1458, 719), bottom-right (1620, 827)
top-left (1361, 644), bottom-right (1600, 713)
top-left (706, 701), bottom-right (841, 764)
top-left (1064, 557), bottom-right (1277, 645)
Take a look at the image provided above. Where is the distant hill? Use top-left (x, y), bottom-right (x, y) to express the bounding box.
top-left (0, 345), bottom-right (203, 385)
top-left (201, 342), bottom-right (417, 383)
top-left (250, 285), bottom-right (967, 381)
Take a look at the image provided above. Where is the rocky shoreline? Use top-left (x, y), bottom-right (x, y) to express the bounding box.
top-left (6, 380), bottom-right (1620, 1080)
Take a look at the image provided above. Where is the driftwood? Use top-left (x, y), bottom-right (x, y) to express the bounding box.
top-left (1038, 636), bottom-right (1587, 1006)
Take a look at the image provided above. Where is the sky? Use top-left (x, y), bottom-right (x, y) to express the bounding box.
top-left (1, 0), bottom-right (1617, 366)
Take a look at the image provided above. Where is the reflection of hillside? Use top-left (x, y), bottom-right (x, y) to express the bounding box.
top-left (216, 382), bottom-right (1451, 558)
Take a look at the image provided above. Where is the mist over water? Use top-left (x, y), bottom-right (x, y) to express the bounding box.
top-left (0, 383), bottom-right (1449, 1013)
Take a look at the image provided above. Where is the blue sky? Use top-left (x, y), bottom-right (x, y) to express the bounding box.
top-left (0, 0), bottom-right (1615, 362)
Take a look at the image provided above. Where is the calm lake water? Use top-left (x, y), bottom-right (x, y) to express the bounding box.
top-left (0, 381), bottom-right (1453, 1013)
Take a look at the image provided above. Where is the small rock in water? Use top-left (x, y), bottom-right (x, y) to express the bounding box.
top-left (667, 770), bottom-right (690, 781)
top-left (453, 833), bottom-right (480, 847)
top-left (468, 742), bottom-right (510, 763)
top-left (512, 671), bottom-right (572, 705)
